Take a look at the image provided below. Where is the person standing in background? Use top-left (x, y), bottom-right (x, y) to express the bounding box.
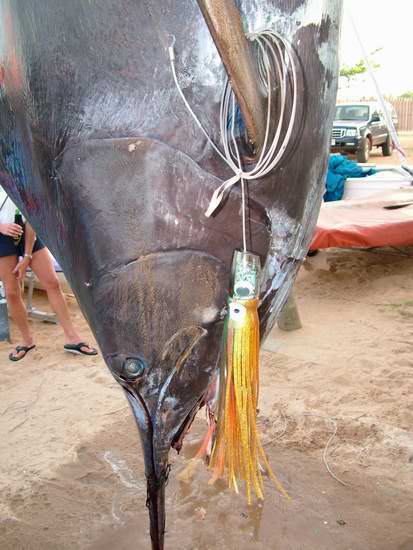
top-left (0, 187), bottom-right (97, 361)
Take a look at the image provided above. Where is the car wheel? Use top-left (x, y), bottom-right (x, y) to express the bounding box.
top-left (356, 136), bottom-right (371, 163)
top-left (382, 135), bottom-right (394, 157)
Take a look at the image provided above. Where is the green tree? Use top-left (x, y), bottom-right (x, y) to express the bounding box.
top-left (399, 91), bottom-right (413, 99)
top-left (340, 48), bottom-right (382, 84)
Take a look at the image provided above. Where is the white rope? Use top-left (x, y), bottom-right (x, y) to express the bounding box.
top-left (348, 12), bottom-right (412, 181)
top-left (169, 29), bottom-right (297, 250)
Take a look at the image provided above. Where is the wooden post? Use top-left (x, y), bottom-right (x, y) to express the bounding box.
top-left (278, 290), bottom-right (302, 331)
top-left (0, 282), bottom-right (10, 342)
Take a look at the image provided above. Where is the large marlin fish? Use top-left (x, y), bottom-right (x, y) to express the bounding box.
top-left (0, 0), bottom-right (341, 548)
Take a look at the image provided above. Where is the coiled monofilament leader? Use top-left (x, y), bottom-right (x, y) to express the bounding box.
top-left (169, 29), bottom-right (297, 251)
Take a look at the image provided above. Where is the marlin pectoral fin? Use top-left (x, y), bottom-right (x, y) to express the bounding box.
top-left (197, 0), bottom-right (266, 154)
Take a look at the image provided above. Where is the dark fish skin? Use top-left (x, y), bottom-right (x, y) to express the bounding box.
top-left (0, 1), bottom-right (342, 548)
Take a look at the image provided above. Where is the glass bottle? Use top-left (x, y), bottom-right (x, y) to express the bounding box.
top-left (14, 208), bottom-right (23, 246)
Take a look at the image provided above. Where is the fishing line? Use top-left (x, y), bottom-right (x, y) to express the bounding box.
top-left (348, 10), bottom-right (412, 183)
top-left (302, 412), bottom-right (349, 487)
top-left (263, 410), bottom-right (349, 487)
top-left (169, 29), bottom-right (297, 249)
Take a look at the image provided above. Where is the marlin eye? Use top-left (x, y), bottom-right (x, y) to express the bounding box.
top-left (123, 357), bottom-right (146, 380)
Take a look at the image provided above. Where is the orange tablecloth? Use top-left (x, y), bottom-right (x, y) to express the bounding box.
top-left (310, 189), bottom-right (413, 250)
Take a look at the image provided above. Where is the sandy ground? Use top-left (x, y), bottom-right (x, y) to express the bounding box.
top-left (343, 131), bottom-right (413, 166)
top-left (0, 244), bottom-right (412, 550)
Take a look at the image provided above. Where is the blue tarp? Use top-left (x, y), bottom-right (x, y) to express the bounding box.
top-left (324, 154), bottom-right (376, 202)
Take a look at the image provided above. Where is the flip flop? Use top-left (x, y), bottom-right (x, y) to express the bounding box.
top-left (9, 344), bottom-right (36, 362)
top-left (64, 342), bottom-right (98, 356)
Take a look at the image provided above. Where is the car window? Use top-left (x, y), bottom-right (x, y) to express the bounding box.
top-left (335, 105), bottom-right (370, 121)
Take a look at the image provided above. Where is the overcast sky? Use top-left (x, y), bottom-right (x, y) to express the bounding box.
top-left (339, 0), bottom-right (412, 97)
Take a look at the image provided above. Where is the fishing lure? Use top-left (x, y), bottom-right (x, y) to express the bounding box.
top-left (208, 250), bottom-right (289, 503)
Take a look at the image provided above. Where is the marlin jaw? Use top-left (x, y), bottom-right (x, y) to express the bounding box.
top-left (124, 388), bottom-right (169, 550)
top-left (104, 322), bottom-right (219, 550)
top-left (124, 385), bottom-right (204, 550)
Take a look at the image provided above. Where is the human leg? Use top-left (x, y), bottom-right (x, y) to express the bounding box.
top-left (0, 254), bottom-right (35, 358)
top-left (30, 248), bottom-right (96, 354)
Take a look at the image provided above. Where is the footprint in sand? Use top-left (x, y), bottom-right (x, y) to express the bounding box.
top-left (86, 366), bottom-right (112, 386)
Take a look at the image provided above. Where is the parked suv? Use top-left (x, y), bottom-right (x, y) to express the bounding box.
top-left (331, 102), bottom-right (397, 162)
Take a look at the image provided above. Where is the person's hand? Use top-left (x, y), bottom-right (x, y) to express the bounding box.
top-left (13, 256), bottom-right (31, 281)
top-left (0, 223), bottom-right (23, 238)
